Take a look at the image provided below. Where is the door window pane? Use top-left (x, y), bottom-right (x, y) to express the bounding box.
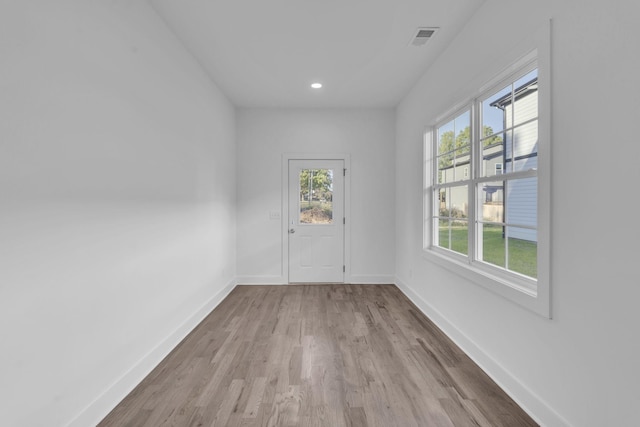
top-left (299, 169), bottom-right (333, 224)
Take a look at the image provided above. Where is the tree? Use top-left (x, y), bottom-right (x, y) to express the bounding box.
top-left (438, 130), bottom-right (456, 156)
top-left (482, 126), bottom-right (503, 147)
top-left (438, 128), bottom-right (469, 169)
top-left (438, 126), bottom-right (504, 170)
top-left (438, 127), bottom-right (471, 156)
top-left (299, 169), bottom-right (333, 203)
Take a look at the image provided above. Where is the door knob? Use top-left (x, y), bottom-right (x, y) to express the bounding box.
top-left (289, 228), bottom-right (296, 234)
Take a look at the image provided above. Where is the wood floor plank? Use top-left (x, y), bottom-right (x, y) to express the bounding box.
top-left (99, 285), bottom-right (538, 427)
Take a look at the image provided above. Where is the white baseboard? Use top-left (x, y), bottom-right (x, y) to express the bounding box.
top-left (236, 275), bottom-right (286, 285)
top-left (236, 275), bottom-right (395, 285)
top-left (348, 274), bottom-right (395, 284)
top-left (66, 278), bottom-right (237, 427)
top-left (394, 276), bottom-right (570, 427)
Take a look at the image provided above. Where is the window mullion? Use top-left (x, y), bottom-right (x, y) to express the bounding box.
top-left (469, 102), bottom-right (479, 263)
top-left (432, 128), bottom-right (438, 188)
top-left (474, 169), bottom-right (537, 184)
top-left (431, 130), bottom-right (438, 249)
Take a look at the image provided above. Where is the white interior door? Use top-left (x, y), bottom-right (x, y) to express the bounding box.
top-left (288, 159), bottom-right (344, 283)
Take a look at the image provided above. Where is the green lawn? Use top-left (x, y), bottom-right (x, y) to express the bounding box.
top-left (439, 224), bottom-right (537, 278)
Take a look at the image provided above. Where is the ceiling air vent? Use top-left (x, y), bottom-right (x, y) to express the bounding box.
top-left (409, 27), bottom-right (439, 46)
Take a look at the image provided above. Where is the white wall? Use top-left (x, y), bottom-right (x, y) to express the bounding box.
top-left (395, 1), bottom-right (640, 426)
top-left (0, 1), bottom-right (236, 426)
top-left (237, 109), bottom-right (395, 284)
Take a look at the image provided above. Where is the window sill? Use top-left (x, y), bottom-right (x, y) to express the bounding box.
top-left (422, 248), bottom-right (550, 318)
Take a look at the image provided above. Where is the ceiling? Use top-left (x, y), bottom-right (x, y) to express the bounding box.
top-left (149, 0), bottom-right (485, 108)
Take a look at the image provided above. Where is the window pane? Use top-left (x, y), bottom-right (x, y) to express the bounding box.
top-left (456, 141), bottom-right (471, 157)
top-left (513, 69), bottom-right (538, 126)
top-left (438, 120), bottom-right (455, 155)
top-left (483, 70), bottom-right (538, 133)
top-left (481, 127), bottom-right (504, 151)
top-left (438, 219), bottom-right (450, 250)
top-left (439, 112), bottom-right (471, 180)
top-left (482, 134), bottom-right (505, 178)
top-left (506, 226), bottom-right (537, 278)
top-left (481, 223), bottom-right (505, 268)
top-left (505, 177), bottom-right (537, 228)
top-left (482, 85), bottom-right (511, 136)
top-left (437, 188), bottom-right (447, 216)
top-left (504, 129), bottom-right (514, 173)
top-left (450, 185), bottom-right (468, 220)
top-left (437, 188), bottom-right (449, 218)
top-left (479, 181), bottom-right (504, 223)
top-left (435, 184), bottom-right (468, 256)
top-left (455, 111), bottom-right (471, 152)
top-left (513, 155), bottom-right (538, 173)
top-left (454, 111), bottom-right (471, 182)
top-left (437, 218), bottom-right (468, 256)
top-left (512, 120), bottom-right (538, 171)
top-left (299, 169), bottom-right (333, 224)
top-left (455, 144), bottom-right (471, 161)
top-left (514, 69), bottom-right (538, 92)
top-left (438, 153), bottom-right (453, 183)
top-left (451, 220), bottom-right (469, 255)
top-left (455, 111), bottom-right (470, 132)
top-left (452, 156), bottom-right (470, 182)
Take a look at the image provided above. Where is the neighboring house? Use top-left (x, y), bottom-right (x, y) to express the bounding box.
top-left (493, 77), bottom-right (538, 242)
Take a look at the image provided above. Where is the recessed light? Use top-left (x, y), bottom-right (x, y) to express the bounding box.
top-left (311, 83), bottom-right (323, 89)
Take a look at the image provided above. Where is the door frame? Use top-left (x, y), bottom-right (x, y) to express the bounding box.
top-left (282, 153), bottom-right (351, 284)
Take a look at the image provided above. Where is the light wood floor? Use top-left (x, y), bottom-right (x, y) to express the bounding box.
top-left (99, 285), bottom-right (538, 427)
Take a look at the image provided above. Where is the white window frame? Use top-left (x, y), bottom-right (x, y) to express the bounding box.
top-left (422, 30), bottom-right (551, 318)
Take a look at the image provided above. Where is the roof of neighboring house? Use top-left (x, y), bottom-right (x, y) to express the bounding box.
top-left (490, 78), bottom-right (538, 109)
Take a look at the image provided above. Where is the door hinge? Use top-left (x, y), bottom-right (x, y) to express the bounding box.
top-left (343, 217), bottom-right (346, 225)
top-left (343, 168), bottom-right (346, 176)
top-left (343, 265), bottom-right (346, 273)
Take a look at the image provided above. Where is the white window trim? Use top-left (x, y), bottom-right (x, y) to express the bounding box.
top-left (422, 22), bottom-right (551, 318)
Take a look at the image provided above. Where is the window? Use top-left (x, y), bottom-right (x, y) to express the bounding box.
top-left (298, 169), bottom-right (334, 224)
top-left (424, 50), bottom-right (550, 317)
